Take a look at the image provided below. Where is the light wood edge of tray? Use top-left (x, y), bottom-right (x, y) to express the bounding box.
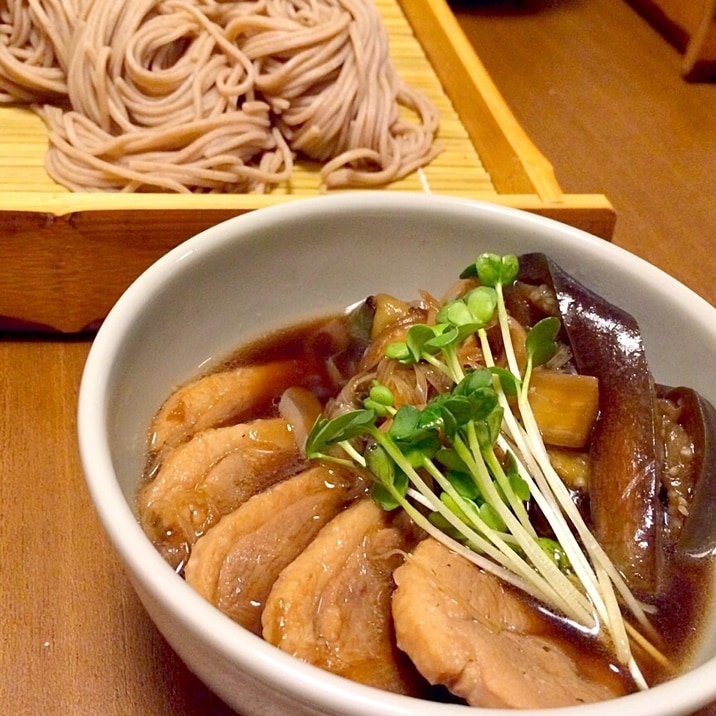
top-left (398, 0), bottom-right (564, 202)
top-left (0, 193), bottom-right (615, 334)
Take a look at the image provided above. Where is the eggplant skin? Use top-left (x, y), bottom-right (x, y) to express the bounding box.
top-left (517, 254), bottom-right (662, 595)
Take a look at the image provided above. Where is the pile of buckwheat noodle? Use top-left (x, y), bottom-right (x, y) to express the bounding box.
top-left (0, 0), bottom-right (441, 192)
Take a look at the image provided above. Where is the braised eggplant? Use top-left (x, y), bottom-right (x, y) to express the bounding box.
top-left (515, 253), bottom-right (716, 596)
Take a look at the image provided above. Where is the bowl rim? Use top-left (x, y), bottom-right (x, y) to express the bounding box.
top-left (77, 192), bottom-right (716, 716)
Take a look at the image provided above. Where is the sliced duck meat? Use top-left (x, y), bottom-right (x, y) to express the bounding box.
top-left (184, 464), bottom-right (363, 635)
top-left (149, 360), bottom-right (308, 454)
top-left (392, 538), bottom-right (632, 708)
top-left (262, 498), bottom-right (428, 697)
top-left (138, 418), bottom-right (304, 570)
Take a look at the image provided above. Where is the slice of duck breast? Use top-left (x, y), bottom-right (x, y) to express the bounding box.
top-left (392, 538), bottom-right (632, 708)
top-left (138, 418), bottom-right (304, 570)
top-left (262, 498), bottom-right (428, 696)
top-left (150, 360), bottom-right (308, 453)
top-left (184, 464), bottom-right (362, 635)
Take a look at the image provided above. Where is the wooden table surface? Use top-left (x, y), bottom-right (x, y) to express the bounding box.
top-left (0, 340), bottom-right (237, 715)
top-left (3, 3), bottom-right (716, 716)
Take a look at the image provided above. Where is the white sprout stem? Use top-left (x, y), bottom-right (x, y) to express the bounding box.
top-left (404, 488), bottom-right (558, 604)
top-left (481, 331), bottom-right (601, 606)
top-left (476, 329), bottom-right (601, 625)
top-left (481, 447), bottom-right (537, 537)
top-left (419, 458), bottom-right (557, 581)
top-left (409, 487), bottom-right (520, 549)
top-left (480, 302), bottom-right (652, 682)
top-left (474, 329), bottom-right (536, 535)
top-left (495, 282), bottom-right (522, 379)
top-left (422, 352), bottom-right (461, 382)
top-left (624, 620), bottom-right (670, 669)
top-left (512, 381), bottom-right (655, 688)
top-left (514, 388), bottom-right (633, 662)
top-left (516, 388), bottom-right (655, 634)
top-left (517, 441), bottom-right (649, 679)
top-left (598, 562), bottom-right (649, 691)
top-left (382, 443), bottom-right (571, 611)
top-left (502, 401), bottom-right (611, 618)
top-left (454, 431), bottom-right (597, 628)
top-left (597, 565), bottom-right (643, 688)
top-left (340, 440), bottom-right (368, 467)
top-left (481, 330), bottom-right (606, 619)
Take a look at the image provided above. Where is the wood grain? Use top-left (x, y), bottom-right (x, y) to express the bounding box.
top-left (453, 0), bottom-right (716, 310)
top-left (0, 341), bottom-right (236, 715)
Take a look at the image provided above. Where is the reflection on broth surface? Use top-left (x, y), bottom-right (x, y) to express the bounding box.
top-left (138, 253), bottom-right (716, 708)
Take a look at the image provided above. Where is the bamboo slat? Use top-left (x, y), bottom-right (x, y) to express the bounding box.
top-left (0, 0), bottom-right (493, 199)
top-left (0, 0), bottom-right (615, 332)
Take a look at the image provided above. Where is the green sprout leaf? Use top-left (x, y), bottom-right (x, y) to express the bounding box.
top-left (388, 405), bottom-right (421, 440)
top-left (365, 443), bottom-right (395, 485)
top-left (468, 253), bottom-right (519, 287)
top-left (428, 510), bottom-right (466, 542)
top-left (489, 366), bottom-right (521, 396)
top-left (363, 381), bottom-right (395, 415)
top-left (446, 469), bottom-right (480, 500)
top-left (305, 409), bottom-right (376, 456)
top-left (370, 381), bottom-right (394, 406)
top-left (465, 286), bottom-right (498, 325)
top-left (366, 444), bottom-right (409, 511)
top-left (526, 316), bottom-right (561, 368)
top-left (473, 405), bottom-right (504, 448)
top-left (442, 492), bottom-right (482, 527)
top-left (431, 393), bottom-right (474, 428)
top-left (509, 470), bottom-right (531, 502)
top-left (435, 447), bottom-right (470, 474)
top-left (478, 502), bottom-right (507, 532)
top-left (441, 301), bottom-right (474, 327)
top-left (401, 431), bottom-right (442, 467)
top-left (537, 537), bottom-right (571, 573)
top-left (406, 324), bottom-right (441, 361)
top-left (453, 367), bottom-right (493, 395)
top-left (425, 323), bottom-right (460, 349)
top-left (385, 341), bottom-right (411, 362)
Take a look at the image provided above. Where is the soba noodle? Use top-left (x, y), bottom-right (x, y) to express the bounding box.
top-left (0, 0), bottom-right (441, 193)
top-left (0, 0), bottom-right (77, 101)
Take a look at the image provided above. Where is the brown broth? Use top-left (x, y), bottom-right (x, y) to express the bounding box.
top-left (216, 313), bottom-right (362, 409)
top-left (644, 554), bottom-right (716, 685)
top-left (144, 309), bottom-right (716, 700)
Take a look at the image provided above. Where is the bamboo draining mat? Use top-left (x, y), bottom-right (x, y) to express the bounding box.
top-left (0, 0), bottom-right (493, 199)
top-left (0, 0), bottom-right (615, 332)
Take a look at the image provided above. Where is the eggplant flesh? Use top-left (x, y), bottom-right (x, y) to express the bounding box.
top-left (658, 385), bottom-right (716, 561)
top-left (516, 254), bottom-right (716, 595)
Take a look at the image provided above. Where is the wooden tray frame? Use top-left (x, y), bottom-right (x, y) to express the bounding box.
top-left (0, 0), bottom-right (615, 333)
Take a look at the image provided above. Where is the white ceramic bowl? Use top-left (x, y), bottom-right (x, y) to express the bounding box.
top-left (78, 193), bottom-right (716, 716)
